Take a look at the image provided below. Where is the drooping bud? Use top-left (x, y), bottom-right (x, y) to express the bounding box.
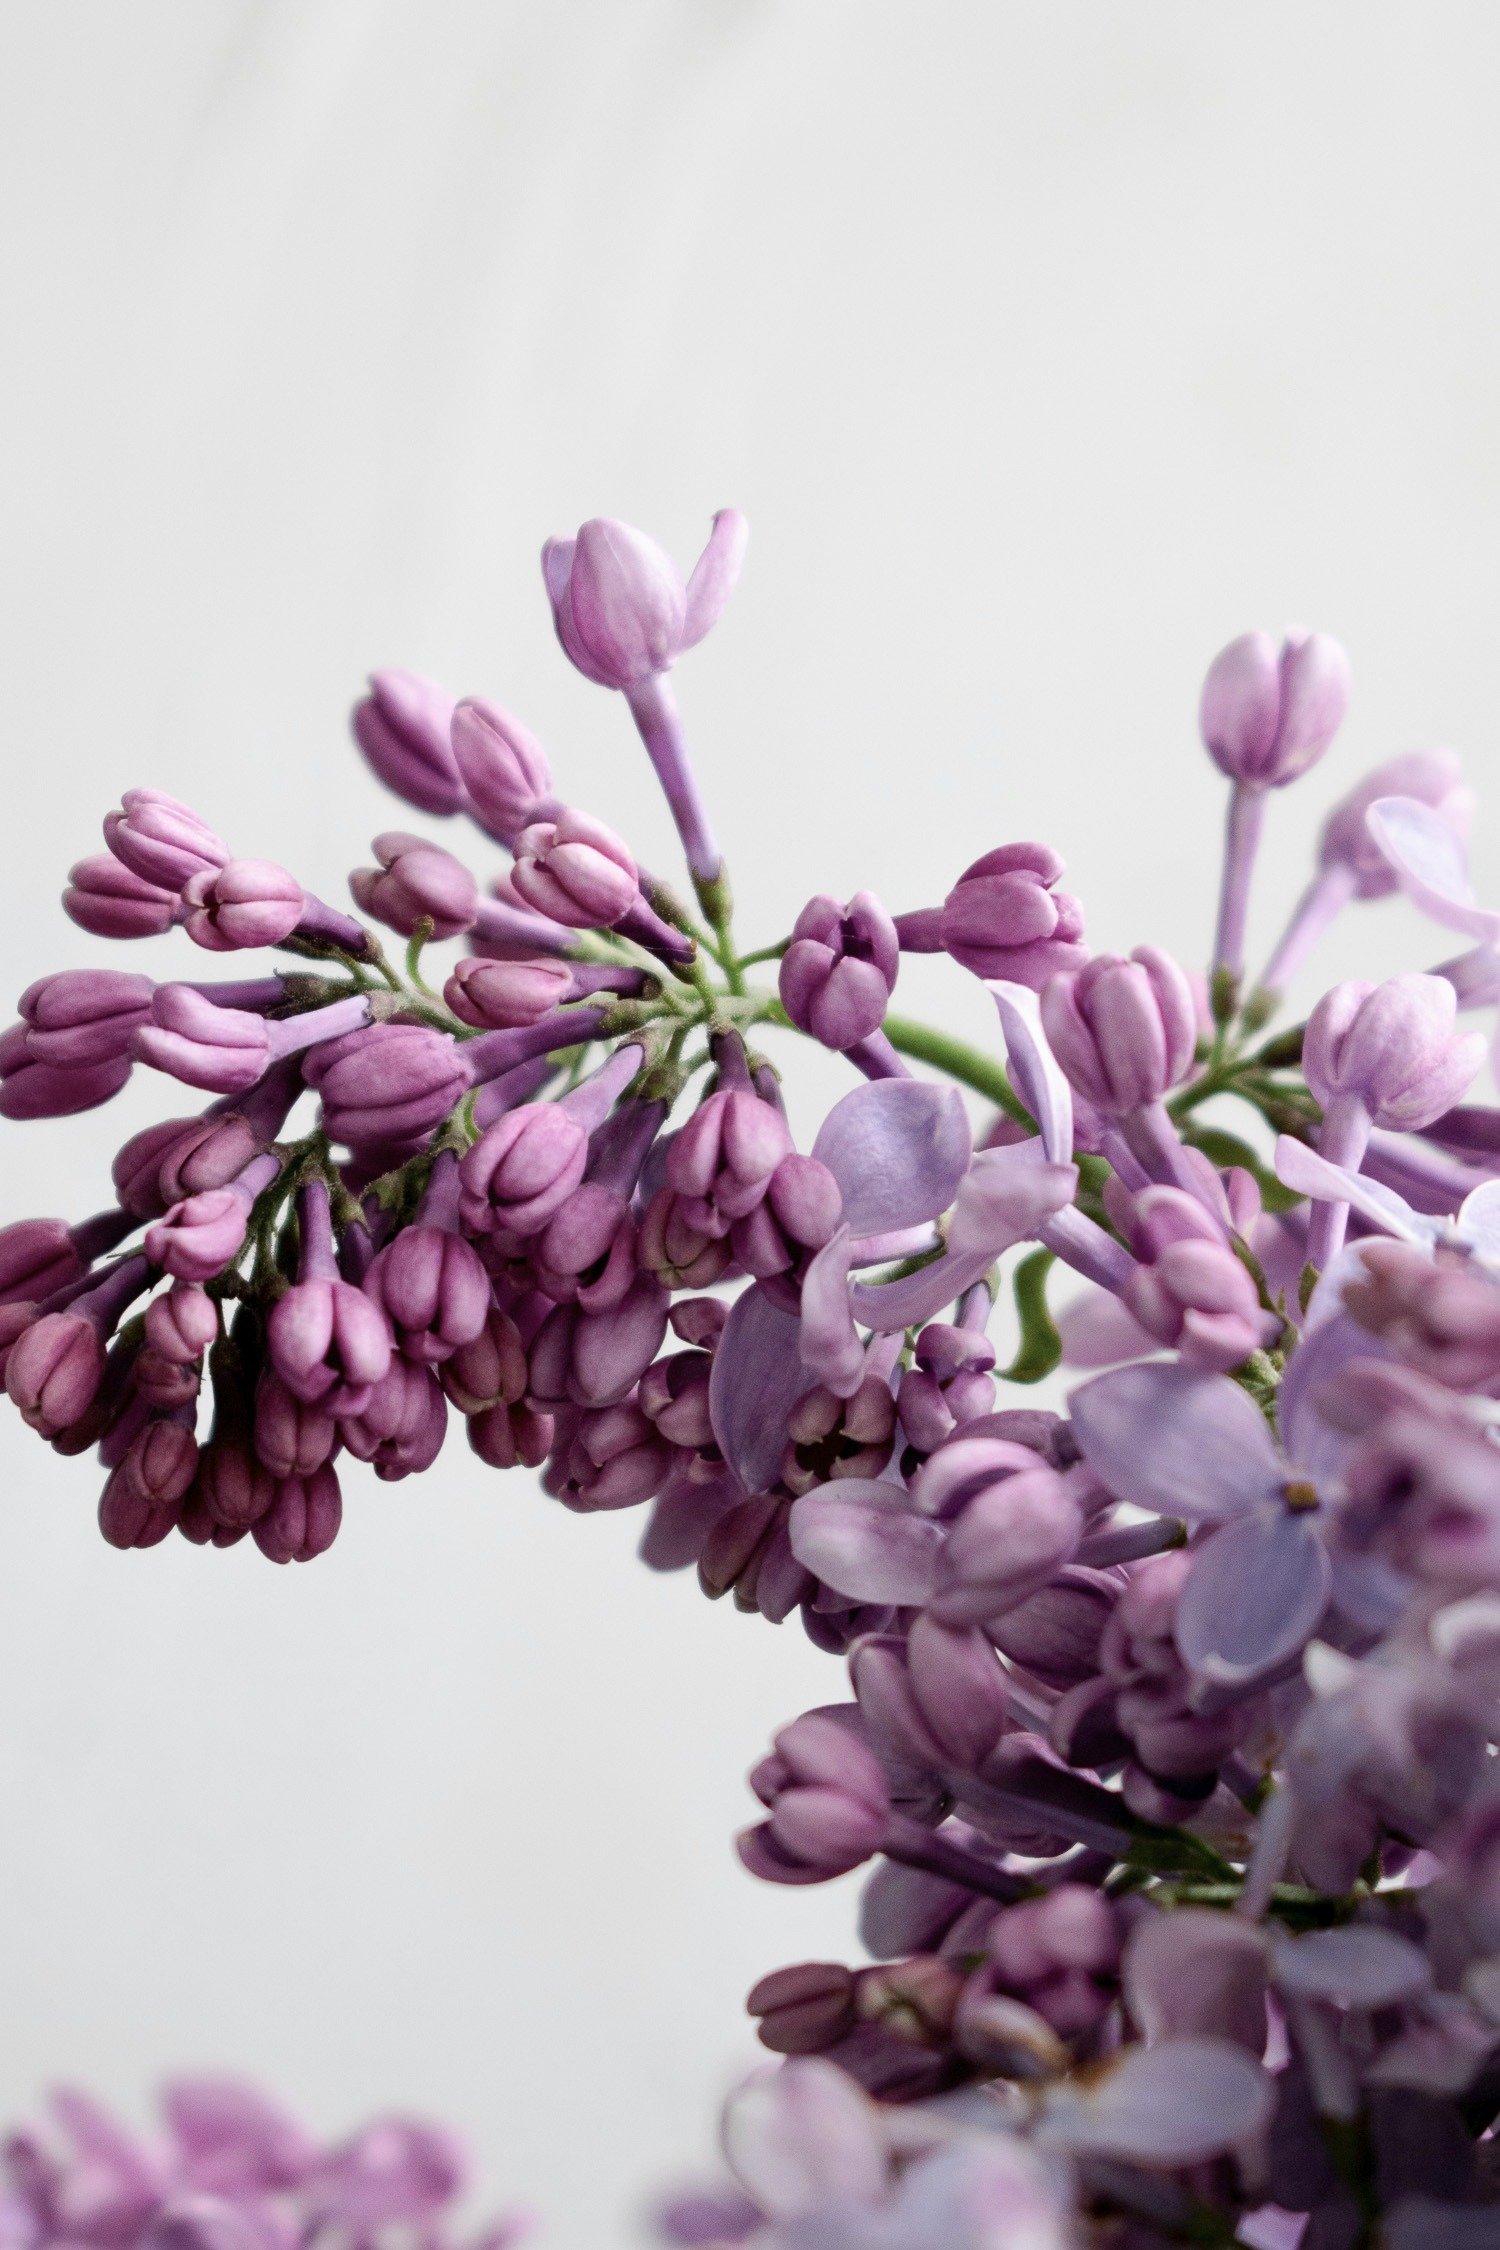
top-left (449, 699), bottom-right (557, 842)
top-left (351, 670), bottom-right (463, 817)
top-left (349, 832), bottom-right (479, 942)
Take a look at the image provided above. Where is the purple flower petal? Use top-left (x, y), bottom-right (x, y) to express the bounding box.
top-left (811, 1080), bottom-right (971, 1235)
top-left (946, 1141), bottom-right (1077, 1258)
top-left (709, 1285), bottom-right (818, 1492)
top-left (789, 1486), bottom-right (943, 1605)
top-left (1271, 1925), bottom-right (1431, 2009)
top-left (1274, 1134), bottom-right (1432, 1243)
top-left (1459, 1177), bottom-right (1500, 1258)
top-left (1068, 1363), bottom-right (1283, 1522)
top-left (1366, 795), bottom-right (1500, 944)
top-left (987, 980), bottom-right (1073, 1162)
top-left (1038, 2036), bottom-right (1273, 2166)
top-left (799, 1227), bottom-right (865, 1396)
top-left (1277, 1307), bottom-right (1393, 1482)
top-left (1175, 1507), bottom-right (1330, 1683)
top-left (721, 2058), bottom-right (887, 2221)
top-left (848, 1247), bottom-right (997, 1335)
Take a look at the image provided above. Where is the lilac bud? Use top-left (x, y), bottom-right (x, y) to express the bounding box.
top-left (459, 1104), bottom-right (590, 1237)
top-left (1344, 1240), bottom-right (1500, 1389)
top-left (531, 1185), bottom-right (636, 1311)
top-left (105, 788), bottom-right (228, 890)
top-left (349, 831), bottom-right (479, 942)
top-left (444, 955), bottom-right (574, 1030)
top-left (666, 1090), bottom-right (793, 1236)
top-left (252, 1465), bottom-right (342, 1563)
top-left (1040, 946), bottom-right (1198, 1114)
top-left (133, 987), bottom-right (271, 1096)
top-left (6, 1311), bottom-right (105, 1435)
top-left (936, 844), bottom-right (1089, 990)
top-left (916, 1446), bottom-right (1083, 1625)
top-left (64, 852), bottom-right (180, 938)
top-left (0, 1218), bottom-right (84, 1304)
top-left (746, 1963), bottom-right (858, 2055)
top-left (304, 1024), bottom-right (472, 1148)
top-left (638, 1189), bottom-right (732, 1289)
top-left (196, 1436), bottom-right (276, 1530)
top-left (542, 519), bottom-right (682, 690)
top-left (467, 1398), bottom-right (553, 1470)
top-left (18, 970), bottom-right (154, 1067)
top-left (270, 1187), bottom-right (394, 1413)
top-left (560, 1400), bottom-right (675, 1510)
top-left (568, 1273), bottom-right (669, 1408)
top-left (437, 1305), bottom-right (527, 1415)
top-left (120, 1417), bottom-right (200, 1507)
top-left (158, 1115), bottom-right (265, 1207)
top-left (136, 1346), bottom-right (201, 1408)
top-left (990, 1569), bottom-right (1117, 1690)
top-left (0, 1022), bottom-right (132, 1118)
top-left (742, 1711), bottom-right (892, 1882)
top-left (181, 860), bottom-right (305, 952)
top-left (363, 1228), bottom-right (490, 1364)
top-left (449, 699), bottom-right (557, 841)
top-left (1120, 1186), bottom-right (1280, 1372)
top-left (145, 1153), bottom-right (279, 1283)
top-left (351, 670), bottom-right (463, 817)
top-left (145, 1283), bottom-right (219, 1364)
top-left (98, 1464), bottom-right (181, 1549)
top-left (340, 1355), bottom-right (447, 1480)
top-left (1303, 973), bottom-right (1485, 1130)
top-left (778, 893), bottom-right (899, 1050)
top-left (638, 1350), bottom-right (715, 1451)
top-left (253, 1369), bottom-right (338, 1478)
top-left (1318, 748), bottom-right (1472, 899)
top-left (782, 1377), bottom-right (897, 1496)
top-left (1199, 629), bottom-right (1350, 787)
top-left (986, 1886), bottom-right (1121, 2037)
top-left (511, 808), bottom-right (638, 929)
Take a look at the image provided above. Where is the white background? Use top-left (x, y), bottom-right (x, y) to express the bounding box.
top-left (0, 6), bottom-right (1498, 2245)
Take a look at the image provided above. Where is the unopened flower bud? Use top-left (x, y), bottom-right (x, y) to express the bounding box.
top-left (1199, 629), bottom-right (1350, 787)
top-left (985, 1885), bottom-right (1121, 2036)
top-left (251, 1464), bottom-right (342, 1563)
top-left (105, 788), bottom-right (228, 890)
top-left (145, 1283), bottom-right (219, 1364)
top-left (740, 1712), bottom-right (891, 1883)
top-left (253, 1369), bottom-right (338, 1478)
top-left (1040, 946), bottom-right (1197, 1114)
top-left (922, 1454), bottom-right (1083, 1626)
top-left (363, 1226), bottom-right (490, 1365)
top-left (666, 1090), bottom-right (793, 1237)
top-left (638, 1190), bottom-right (732, 1289)
top-left (937, 844), bottom-right (1088, 990)
top-left (181, 859), bottom-right (305, 951)
top-left (543, 512), bottom-right (745, 691)
top-left (351, 670), bottom-right (463, 818)
top-left (0, 1218), bottom-right (84, 1304)
top-left (561, 1399), bottom-right (675, 1510)
top-left (197, 1436), bottom-right (277, 1530)
top-left (64, 852), bottom-right (180, 939)
top-left (1304, 973), bottom-right (1484, 1131)
top-left (437, 1306), bottom-right (527, 1415)
top-left (341, 1356), bottom-right (447, 1481)
top-left (779, 893), bottom-right (899, 1050)
top-left (349, 832), bottom-right (479, 942)
top-left (0, 1022), bottom-right (132, 1118)
top-left (304, 1024), bottom-right (472, 1149)
top-left (18, 970), bottom-right (154, 1068)
top-left (133, 986), bottom-right (271, 1096)
top-left (443, 956), bottom-right (574, 1031)
top-left (746, 1963), bottom-right (857, 2055)
top-left (449, 699), bottom-right (557, 841)
top-left (459, 1104), bottom-right (590, 1237)
top-left (6, 1311), bottom-right (105, 1435)
top-left (511, 809), bottom-right (638, 929)
top-left (466, 1398), bottom-right (553, 1470)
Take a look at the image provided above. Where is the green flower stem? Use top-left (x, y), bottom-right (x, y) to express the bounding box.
top-left (880, 1014), bottom-right (1030, 1123)
top-left (736, 939), bottom-right (790, 970)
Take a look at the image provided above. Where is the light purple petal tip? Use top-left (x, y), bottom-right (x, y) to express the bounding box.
top-left (1366, 795), bottom-right (1500, 943)
top-left (811, 1080), bottom-right (972, 1236)
top-left (987, 980), bottom-right (1073, 1162)
top-left (789, 1485), bottom-right (943, 1605)
top-left (1068, 1362), bottom-right (1283, 1521)
top-left (709, 1285), bottom-right (818, 1491)
top-left (1175, 1508), bottom-right (1331, 1683)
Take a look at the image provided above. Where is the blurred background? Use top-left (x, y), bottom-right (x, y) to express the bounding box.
top-left (0, 4), bottom-right (1498, 2243)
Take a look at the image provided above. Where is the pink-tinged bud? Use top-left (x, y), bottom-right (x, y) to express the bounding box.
top-left (158, 1116), bottom-right (264, 1207)
top-left (444, 956), bottom-right (574, 1030)
top-left (363, 1227), bottom-right (489, 1364)
top-left (511, 808), bottom-right (638, 929)
top-left (252, 1464), bottom-right (342, 1563)
top-left (64, 852), bottom-right (179, 938)
top-left (665, 1090), bottom-right (793, 1237)
top-left (638, 1350), bottom-right (715, 1450)
top-left (467, 1398), bottom-right (553, 1469)
top-left (1303, 973), bottom-right (1485, 1130)
top-left (303, 1024), bottom-right (472, 1149)
top-left (1119, 1185), bottom-right (1280, 1373)
top-left (18, 970), bottom-right (155, 1067)
top-left (268, 1281), bottom-right (393, 1415)
top-left (352, 670), bottom-right (463, 818)
top-left (145, 1282), bottom-right (219, 1364)
top-left (98, 1467), bottom-right (181, 1550)
top-left (121, 1418), bottom-right (200, 1507)
top-left (105, 788), bottom-right (228, 889)
top-left (531, 1186), bottom-right (636, 1311)
top-left (527, 1275), bottom-right (669, 1410)
top-left (6, 1311), bottom-right (105, 1435)
top-left (742, 1712), bottom-right (891, 1881)
top-left (766, 1155), bottom-right (842, 1248)
top-left (1199, 629), bottom-right (1350, 787)
top-left (254, 1369), bottom-right (338, 1478)
top-left (182, 859), bottom-right (305, 951)
top-left (779, 893), bottom-right (899, 1049)
top-left (340, 1356), bottom-right (447, 1481)
top-left (449, 699), bottom-right (556, 841)
top-left (459, 1105), bottom-right (590, 1237)
top-left (1318, 749), bottom-right (1472, 899)
top-left (560, 1400), bottom-right (675, 1510)
top-left (1040, 946), bottom-right (1198, 1114)
top-left (133, 987), bottom-right (271, 1096)
top-left (144, 1153), bottom-right (279, 1283)
top-left (0, 1218), bottom-right (84, 1305)
top-left (638, 1189), bottom-right (732, 1289)
top-left (349, 832), bottom-right (478, 942)
top-left (437, 1306), bottom-right (527, 1415)
top-left (0, 1022), bottom-right (132, 1119)
top-left (1343, 1240), bottom-right (1500, 1390)
top-left (197, 1437), bottom-right (276, 1530)
top-left (937, 844), bottom-right (1089, 990)
top-left (135, 1348), bottom-right (201, 1408)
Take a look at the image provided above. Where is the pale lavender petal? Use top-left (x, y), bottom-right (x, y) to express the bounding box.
top-left (848, 1248), bottom-right (996, 1334)
top-left (1124, 1909), bottom-right (1268, 2054)
top-left (888, 2142), bottom-right (1074, 2250)
top-left (799, 1227), bottom-right (865, 1397)
top-left (709, 1284), bottom-right (818, 1491)
top-left (1459, 1177), bottom-right (1500, 1258)
top-left (811, 1081), bottom-right (971, 1235)
top-left (680, 509), bottom-right (750, 650)
top-left (947, 1142), bottom-right (1077, 1258)
top-left (1271, 1925), bottom-right (1431, 2009)
top-left (1057, 1284), bottom-right (1159, 1368)
top-left (1175, 1508), bottom-right (1331, 1683)
top-left (720, 2059), bottom-right (887, 2221)
top-left (1277, 1308), bottom-right (1393, 1480)
top-left (1068, 1363), bottom-right (1283, 1521)
top-left (987, 980), bottom-right (1073, 1163)
top-left (1366, 796), bottom-right (1500, 944)
top-left (1037, 2036), bottom-right (1273, 2165)
top-left (790, 1487), bottom-right (943, 1605)
top-left (1273, 1134), bottom-right (1434, 1244)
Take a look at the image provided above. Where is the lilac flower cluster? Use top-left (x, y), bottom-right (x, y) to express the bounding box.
top-left (14, 516), bottom-right (1500, 2241)
top-left (0, 2076), bottom-right (528, 2250)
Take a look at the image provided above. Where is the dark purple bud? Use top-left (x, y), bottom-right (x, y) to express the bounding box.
top-left (352, 670), bottom-right (462, 817)
top-left (779, 893), bottom-right (899, 1049)
top-left (567, 1274), bottom-right (669, 1408)
top-left (349, 831), bottom-right (479, 942)
top-left (0, 1218), bottom-right (85, 1304)
top-left (105, 788), bottom-right (228, 890)
top-left (304, 1023), bottom-right (472, 1148)
top-left (133, 986), bottom-right (271, 1096)
top-left (364, 1227), bottom-right (490, 1365)
top-left (459, 1104), bottom-right (590, 1237)
top-left (251, 1464), bottom-right (342, 1563)
top-left (438, 1306), bottom-right (527, 1415)
top-left (666, 1089), bottom-right (793, 1236)
top-left (1200, 629), bottom-right (1350, 788)
top-left (638, 1350), bottom-right (715, 1451)
top-left (64, 851), bottom-right (180, 938)
top-left (182, 859), bottom-right (306, 952)
top-left (937, 843), bottom-right (1088, 990)
top-left (6, 1311), bottom-right (106, 1435)
top-left (98, 1465), bottom-right (181, 1550)
top-left (467, 1397), bottom-right (553, 1469)
top-left (746, 1962), bottom-right (858, 2055)
top-left (444, 955), bottom-right (574, 1030)
top-left (989, 1568), bottom-right (1117, 1690)
top-left (985, 1885), bottom-right (1121, 2036)
top-left (560, 1399), bottom-right (675, 1510)
top-left (18, 970), bottom-right (155, 1067)
top-left (145, 1283), bottom-right (219, 1364)
top-left (196, 1437), bottom-right (276, 1531)
top-left (449, 698), bottom-right (557, 841)
top-left (136, 1347), bottom-right (201, 1408)
top-left (144, 1151), bottom-right (280, 1283)
top-left (766, 1154), bottom-right (842, 1248)
top-left (254, 1369), bottom-right (338, 1478)
top-left (0, 1021), bottom-right (132, 1118)
top-left (638, 1189), bottom-right (732, 1289)
top-left (510, 807), bottom-right (638, 928)
top-left (340, 1355), bottom-right (447, 1480)
top-left (121, 1417), bottom-right (200, 1507)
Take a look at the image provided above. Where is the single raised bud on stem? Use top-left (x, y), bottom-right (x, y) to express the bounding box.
top-left (1303, 973), bottom-right (1485, 1131)
top-left (740, 1711), bottom-right (891, 1883)
top-left (510, 809), bottom-right (639, 930)
top-left (105, 788), bottom-right (229, 890)
top-left (349, 832), bottom-right (479, 942)
top-left (449, 699), bottom-right (558, 842)
top-left (182, 859), bottom-right (306, 951)
top-left (63, 852), bottom-right (181, 939)
top-left (351, 669), bottom-right (463, 818)
top-left (362, 1156), bottom-right (490, 1364)
top-left (779, 893), bottom-right (899, 1050)
top-left (1040, 946), bottom-right (1197, 1115)
top-left (665, 1088), bottom-right (794, 1237)
top-left (444, 955), bottom-right (573, 1030)
top-left (268, 1183), bottom-right (394, 1415)
top-left (144, 1151), bottom-right (281, 1283)
top-left (542, 511), bottom-right (747, 692)
top-left (1199, 628), bottom-right (1350, 787)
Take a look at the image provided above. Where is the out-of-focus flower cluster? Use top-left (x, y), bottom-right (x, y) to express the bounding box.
top-left (0, 2077), bottom-right (528, 2250)
top-left (16, 516), bottom-right (1500, 2241)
